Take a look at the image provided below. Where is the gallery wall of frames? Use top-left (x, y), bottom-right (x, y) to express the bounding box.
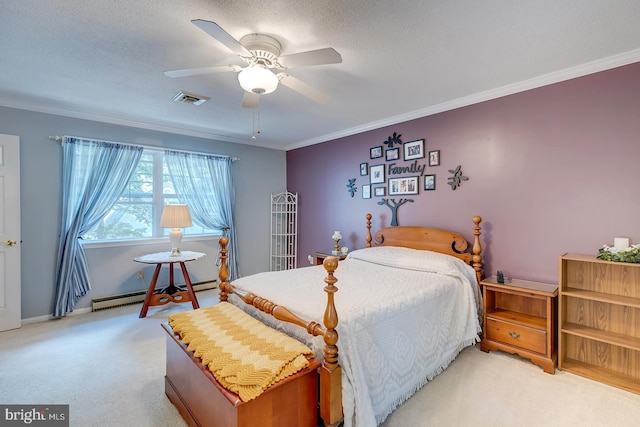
top-left (349, 132), bottom-right (468, 224)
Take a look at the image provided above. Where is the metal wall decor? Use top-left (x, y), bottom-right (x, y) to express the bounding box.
top-left (347, 178), bottom-right (357, 197)
top-left (384, 132), bottom-right (403, 148)
top-left (377, 198), bottom-right (414, 226)
top-left (447, 165), bottom-right (469, 190)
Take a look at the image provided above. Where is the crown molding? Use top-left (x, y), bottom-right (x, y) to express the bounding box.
top-left (286, 49), bottom-right (640, 151)
top-left (0, 98), bottom-right (255, 146)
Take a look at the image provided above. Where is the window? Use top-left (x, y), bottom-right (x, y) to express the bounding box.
top-left (83, 150), bottom-right (217, 241)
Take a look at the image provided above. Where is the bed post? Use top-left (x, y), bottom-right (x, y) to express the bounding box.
top-left (319, 256), bottom-right (343, 427)
top-left (365, 213), bottom-right (372, 248)
top-left (472, 216), bottom-right (483, 284)
top-left (218, 237), bottom-right (229, 302)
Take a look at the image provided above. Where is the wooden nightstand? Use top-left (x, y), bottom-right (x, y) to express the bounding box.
top-left (314, 251), bottom-right (348, 265)
top-left (479, 276), bottom-right (558, 374)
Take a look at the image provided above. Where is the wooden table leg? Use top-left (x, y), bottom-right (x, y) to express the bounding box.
top-left (180, 262), bottom-right (200, 310)
top-left (140, 263), bottom-right (162, 318)
top-left (167, 262), bottom-right (176, 293)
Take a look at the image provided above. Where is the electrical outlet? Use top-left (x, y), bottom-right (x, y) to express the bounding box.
top-left (137, 270), bottom-right (144, 280)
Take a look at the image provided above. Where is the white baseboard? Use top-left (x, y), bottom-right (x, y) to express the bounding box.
top-left (21, 281), bottom-right (217, 325)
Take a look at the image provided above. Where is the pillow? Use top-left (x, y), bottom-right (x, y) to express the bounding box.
top-left (347, 245), bottom-right (471, 277)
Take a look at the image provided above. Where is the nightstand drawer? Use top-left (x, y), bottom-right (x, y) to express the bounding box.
top-left (486, 318), bottom-right (546, 354)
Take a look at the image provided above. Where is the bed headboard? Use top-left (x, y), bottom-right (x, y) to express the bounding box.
top-left (365, 213), bottom-right (484, 283)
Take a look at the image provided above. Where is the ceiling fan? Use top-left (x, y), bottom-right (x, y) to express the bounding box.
top-left (164, 19), bottom-right (342, 108)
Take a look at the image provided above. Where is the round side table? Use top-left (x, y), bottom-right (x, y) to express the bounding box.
top-left (134, 251), bottom-right (206, 318)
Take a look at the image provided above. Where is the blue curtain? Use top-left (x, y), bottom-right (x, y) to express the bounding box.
top-left (164, 150), bottom-right (240, 280)
top-left (54, 137), bottom-right (143, 317)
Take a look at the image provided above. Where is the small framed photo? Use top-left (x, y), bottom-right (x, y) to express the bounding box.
top-left (385, 148), bottom-right (399, 161)
top-left (360, 162), bottom-right (368, 176)
top-left (403, 139), bottom-right (425, 161)
top-left (424, 174), bottom-right (436, 191)
top-left (362, 184), bottom-right (371, 199)
top-left (388, 176), bottom-right (419, 195)
top-left (428, 150), bottom-right (440, 166)
top-left (374, 186), bottom-right (386, 197)
top-left (370, 146), bottom-right (383, 159)
top-left (370, 164), bottom-right (385, 184)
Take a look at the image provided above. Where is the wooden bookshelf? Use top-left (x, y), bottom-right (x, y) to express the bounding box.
top-left (559, 253), bottom-right (640, 394)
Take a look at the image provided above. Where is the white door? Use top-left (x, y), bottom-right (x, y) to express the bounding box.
top-left (0, 134), bottom-right (21, 331)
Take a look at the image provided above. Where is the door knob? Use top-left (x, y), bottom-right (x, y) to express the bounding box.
top-left (1, 240), bottom-right (17, 246)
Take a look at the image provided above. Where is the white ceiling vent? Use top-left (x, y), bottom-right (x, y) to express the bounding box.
top-left (172, 91), bottom-right (210, 106)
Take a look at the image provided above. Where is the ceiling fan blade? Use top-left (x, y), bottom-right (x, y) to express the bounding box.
top-left (242, 92), bottom-right (260, 108)
top-left (278, 48), bottom-right (342, 69)
top-left (277, 74), bottom-right (331, 104)
top-left (191, 19), bottom-right (251, 57)
top-left (164, 64), bottom-right (242, 78)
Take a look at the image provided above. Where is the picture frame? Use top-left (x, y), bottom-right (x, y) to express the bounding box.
top-left (403, 139), bottom-right (425, 161)
top-left (374, 186), bottom-right (386, 197)
top-left (370, 146), bottom-right (383, 159)
top-left (388, 176), bottom-right (419, 195)
top-left (428, 150), bottom-right (440, 166)
top-left (424, 174), bottom-right (436, 191)
top-left (385, 148), bottom-right (399, 161)
top-left (370, 164), bottom-right (385, 184)
top-left (362, 184), bottom-right (371, 199)
top-left (360, 162), bottom-right (368, 176)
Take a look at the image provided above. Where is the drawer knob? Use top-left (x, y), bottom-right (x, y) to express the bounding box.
top-left (508, 331), bottom-right (520, 339)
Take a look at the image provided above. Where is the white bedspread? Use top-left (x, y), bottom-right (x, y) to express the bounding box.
top-left (229, 246), bottom-right (482, 427)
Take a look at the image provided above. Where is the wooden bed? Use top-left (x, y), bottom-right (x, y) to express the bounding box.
top-left (163, 213), bottom-right (483, 427)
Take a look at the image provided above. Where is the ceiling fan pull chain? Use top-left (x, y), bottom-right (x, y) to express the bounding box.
top-left (256, 107), bottom-right (261, 135)
top-left (251, 108), bottom-right (256, 140)
top-left (251, 107), bottom-right (261, 140)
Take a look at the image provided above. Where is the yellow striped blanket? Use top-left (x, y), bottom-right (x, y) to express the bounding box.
top-left (168, 302), bottom-right (314, 402)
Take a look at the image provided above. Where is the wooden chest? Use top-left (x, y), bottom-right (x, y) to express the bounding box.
top-left (162, 324), bottom-right (321, 427)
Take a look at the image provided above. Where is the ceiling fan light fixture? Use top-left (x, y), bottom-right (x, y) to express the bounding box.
top-left (238, 67), bottom-right (279, 95)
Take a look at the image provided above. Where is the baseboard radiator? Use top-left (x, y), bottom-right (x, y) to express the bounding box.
top-left (91, 280), bottom-right (217, 312)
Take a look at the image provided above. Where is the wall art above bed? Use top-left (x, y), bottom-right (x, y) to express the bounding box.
top-left (383, 132), bottom-right (403, 148)
top-left (346, 178), bottom-right (357, 197)
top-left (377, 197), bottom-right (414, 226)
top-left (355, 132), bottom-right (471, 211)
top-left (447, 165), bottom-right (469, 190)
top-left (403, 139), bottom-right (425, 161)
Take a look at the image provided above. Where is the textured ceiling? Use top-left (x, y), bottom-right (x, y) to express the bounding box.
top-left (1, 1), bottom-right (640, 150)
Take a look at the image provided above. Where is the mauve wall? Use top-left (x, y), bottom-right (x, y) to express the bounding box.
top-left (286, 61), bottom-right (640, 284)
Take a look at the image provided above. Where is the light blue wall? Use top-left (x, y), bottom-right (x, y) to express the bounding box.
top-left (0, 106), bottom-right (286, 319)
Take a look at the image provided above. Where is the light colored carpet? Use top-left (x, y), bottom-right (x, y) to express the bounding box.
top-left (2, 291), bottom-right (640, 427)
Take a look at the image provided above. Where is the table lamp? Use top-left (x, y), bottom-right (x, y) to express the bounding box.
top-left (160, 204), bottom-right (193, 256)
top-left (332, 230), bottom-right (342, 255)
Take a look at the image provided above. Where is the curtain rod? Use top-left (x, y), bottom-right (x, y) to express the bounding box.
top-left (48, 135), bottom-right (239, 162)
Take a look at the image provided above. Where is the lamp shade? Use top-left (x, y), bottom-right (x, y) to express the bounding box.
top-left (238, 66), bottom-right (279, 95)
top-left (160, 204), bottom-right (192, 228)
top-left (160, 205), bottom-right (192, 256)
